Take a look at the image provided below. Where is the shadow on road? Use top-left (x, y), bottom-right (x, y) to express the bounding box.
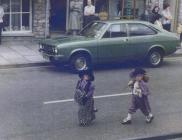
top-left (44, 61), bottom-right (146, 74)
top-left (43, 59), bottom-right (176, 74)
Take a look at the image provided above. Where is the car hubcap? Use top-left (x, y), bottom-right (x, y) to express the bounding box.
top-left (150, 52), bottom-right (161, 66)
top-left (75, 57), bottom-right (87, 71)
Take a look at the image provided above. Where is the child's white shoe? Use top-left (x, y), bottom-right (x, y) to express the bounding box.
top-left (122, 114), bottom-right (132, 125)
top-left (122, 118), bottom-right (132, 125)
top-left (146, 114), bottom-right (154, 123)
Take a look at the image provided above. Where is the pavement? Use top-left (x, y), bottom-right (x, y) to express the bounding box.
top-left (0, 41), bottom-right (49, 68)
top-left (0, 41), bottom-right (181, 68)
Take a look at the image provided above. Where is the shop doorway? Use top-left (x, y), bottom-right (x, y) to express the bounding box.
top-left (50, 0), bottom-right (67, 32)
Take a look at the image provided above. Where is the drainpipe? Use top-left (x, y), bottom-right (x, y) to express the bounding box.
top-left (66, 0), bottom-right (70, 32)
top-left (45, 0), bottom-right (50, 38)
top-left (175, 0), bottom-right (179, 30)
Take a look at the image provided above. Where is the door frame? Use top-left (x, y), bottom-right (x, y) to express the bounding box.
top-left (49, 0), bottom-right (68, 32)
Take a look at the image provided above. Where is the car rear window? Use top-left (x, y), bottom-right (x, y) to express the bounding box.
top-left (128, 23), bottom-right (157, 36)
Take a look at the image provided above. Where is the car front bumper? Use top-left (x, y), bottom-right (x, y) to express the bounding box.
top-left (39, 49), bottom-right (67, 63)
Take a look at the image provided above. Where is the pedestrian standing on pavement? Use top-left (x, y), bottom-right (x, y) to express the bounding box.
top-left (69, 0), bottom-right (83, 35)
top-left (0, 5), bottom-right (4, 45)
top-left (83, 0), bottom-right (98, 27)
top-left (122, 68), bottom-right (154, 125)
top-left (152, 6), bottom-right (162, 24)
top-left (151, 6), bottom-right (162, 26)
top-left (74, 69), bottom-right (97, 126)
top-left (161, 3), bottom-right (172, 31)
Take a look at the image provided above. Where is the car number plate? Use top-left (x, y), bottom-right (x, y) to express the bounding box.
top-left (42, 53), bottom-right (49, 60)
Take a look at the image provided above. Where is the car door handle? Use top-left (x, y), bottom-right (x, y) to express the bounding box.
top-left (122, 38), bottom-right (129, 42)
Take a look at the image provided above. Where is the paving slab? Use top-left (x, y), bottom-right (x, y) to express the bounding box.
top-left (9, 46), bottom-right (39, 56)
top-left (0, 57), bottom-right (9, 65)
top-left (25, 55), bottom-right (47, 62)
top-left (0, 41), bottom-right (49, 68)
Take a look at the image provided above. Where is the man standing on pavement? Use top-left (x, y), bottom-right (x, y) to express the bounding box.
top-left (0, 5), bottom-right (4, 45)
top-left (83, 0), bottom-right (98, 26)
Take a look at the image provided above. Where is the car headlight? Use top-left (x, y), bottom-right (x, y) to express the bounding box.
top-left (54, 48), bottom-right (58, 54)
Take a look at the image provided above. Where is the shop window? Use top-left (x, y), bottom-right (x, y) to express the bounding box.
top-left (117, 0), bottom-right (145, 19)
top-left (0, 0), bottom-right (32, 33)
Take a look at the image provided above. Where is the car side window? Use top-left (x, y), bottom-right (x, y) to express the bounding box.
top-left (128, 23), bottom-right (157, 36)
top-left (102, 24), bottom-right (127, 38)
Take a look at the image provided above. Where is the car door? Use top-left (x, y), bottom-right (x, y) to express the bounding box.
top-left (97, 23), bottom-right (128, 63)
top-left (125, 23), bottom-right (158, 59)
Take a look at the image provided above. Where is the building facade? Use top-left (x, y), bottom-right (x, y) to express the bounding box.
top-left (0, 0), bottom-right (181, 39)
top-left (0, 0), bottom-right (48, 38)
top-left (178, 0), bottom-right (182, 23)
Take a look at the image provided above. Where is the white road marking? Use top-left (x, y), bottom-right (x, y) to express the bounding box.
top-left (43, 92), bottom-right (132, 105)
top-left (165, 57), bottom-right (182, 61)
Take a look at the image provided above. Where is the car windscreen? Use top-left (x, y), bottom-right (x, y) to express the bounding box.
top-left (80, 22), bottom-right (107, 38)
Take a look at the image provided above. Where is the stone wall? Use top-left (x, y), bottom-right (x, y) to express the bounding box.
top-left (33, 0), bottom-right (48, 38)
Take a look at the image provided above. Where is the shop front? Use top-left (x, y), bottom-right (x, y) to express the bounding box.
top-left (108, 0), bottom-right (146, 20)
top-left (0, 0), bottom-right (181, 39)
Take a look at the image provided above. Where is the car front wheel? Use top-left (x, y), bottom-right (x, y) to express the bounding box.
top-left (70, 54), bottom-right (91, 72)
top-left (147, 50), bottom-right (163, 67)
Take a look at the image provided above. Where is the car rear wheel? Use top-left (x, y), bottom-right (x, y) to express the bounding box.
top-left (147, 50), bottom-right (163, 67)
top-left (70, 54), bottom-right (91, 72)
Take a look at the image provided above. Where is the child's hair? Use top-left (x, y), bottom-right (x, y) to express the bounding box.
top-left (130, 68), bottom-right (149, 82)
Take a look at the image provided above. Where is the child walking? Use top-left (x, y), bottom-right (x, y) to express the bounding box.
top-left (122, 68), bottom-right (154, 124)
top-left (74, 69), bottom-right (97, 126)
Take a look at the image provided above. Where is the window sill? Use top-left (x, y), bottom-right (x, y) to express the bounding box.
top-left (2, 32), bottom-right (33, 37)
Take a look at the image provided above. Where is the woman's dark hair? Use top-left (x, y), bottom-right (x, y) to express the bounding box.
top-left (152, 6), bottom-right (159, 14)
top-left (163, 3), bottom-right (170, 10)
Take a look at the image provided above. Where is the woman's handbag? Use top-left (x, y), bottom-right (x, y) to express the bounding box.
top-left (74, 88), bottom-right (87, 105)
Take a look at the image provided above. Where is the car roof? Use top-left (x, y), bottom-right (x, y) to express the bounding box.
top-left (95, 20), bottom-right (165, 32)
top-left (97, 20), bottom-right (152, 25)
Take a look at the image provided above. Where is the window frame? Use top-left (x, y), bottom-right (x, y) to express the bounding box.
top-left (102, 23), bottom-right (128, 39)
top-left (2, 0), bottom-right (32, 34)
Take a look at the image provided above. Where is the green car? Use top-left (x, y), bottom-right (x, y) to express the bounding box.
top-left (39, 20), bottom-right (180, 71)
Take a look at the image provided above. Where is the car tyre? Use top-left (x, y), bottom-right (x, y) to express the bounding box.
top-left (70, 54), bottom-right (92, 73)
top-left (147, 50), bottom-right (163, 67)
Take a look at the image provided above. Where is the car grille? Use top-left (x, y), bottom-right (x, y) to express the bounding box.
top-left (42, 44), bottom-right (55, 55)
